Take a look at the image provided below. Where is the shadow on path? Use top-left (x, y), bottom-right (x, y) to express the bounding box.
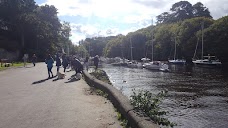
top-left (32, 76), bottom-right (57, 85)
top-left (32, 78), bottom-right (49, 84)
top-left (65, 74), bottom-right (80, 83)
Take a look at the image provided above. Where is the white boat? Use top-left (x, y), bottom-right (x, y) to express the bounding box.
top-left (127, 37), bottom-right (143, 68)
top-left (111, 57), bottom-right (128, 66)
top-left (168, 59), bottom-right (186, 64)
top-left (192, 22), bottom-right (222, 66)
top-left (192, 56), bottom-right (222, 66)
top-left (168, 37), bottom-right (186, 64)
top-left (143, 61), bottom-right (169, 71)
top-left (127, 61), bottom-right (143, 68)
top-left (143, 19), bottom-right (170, 72)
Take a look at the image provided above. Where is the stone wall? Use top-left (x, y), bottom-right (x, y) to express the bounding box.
top-left (83, 70), bottom-right (159, 128)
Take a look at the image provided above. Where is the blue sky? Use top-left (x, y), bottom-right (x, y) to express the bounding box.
top-left (35, 0), bottom-right (228, 45)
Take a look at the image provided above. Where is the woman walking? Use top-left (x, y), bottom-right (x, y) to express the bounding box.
top-left (45, 54), bottom-right (54, 78)
top-left (56, 54), bottom-right (61, 73)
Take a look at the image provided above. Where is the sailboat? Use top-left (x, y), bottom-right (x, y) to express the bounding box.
top-left (168, 37), bottom-right (186, 64)
top-left (192, 22), bottom-right (222, 66)
top-left (143, 39), bottom-right (169, 71)
top-left (143, 19), bottom-right (169, 71)
top-left (127, 37), bottom-right (143, 68)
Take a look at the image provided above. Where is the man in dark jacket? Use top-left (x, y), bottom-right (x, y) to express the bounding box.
top-left (72, 58), bottom-right (83, 74)
top-left (56, 54), bottom-right (61, 73)
top-left (94, 55), bottom-right (99, 70)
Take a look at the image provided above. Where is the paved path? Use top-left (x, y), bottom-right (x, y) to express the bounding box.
top-left (0, 63), bottom-right (121, 128)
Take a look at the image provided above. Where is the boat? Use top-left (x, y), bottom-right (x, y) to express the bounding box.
top-left (192, 55), bottom-right (222, 66)
top-left (143, 61), bottom-right (169, 71)
top-left (143, 19), bottom-right (169, 72)
top-left (127, 37), bottom-right (143, 68)
top-left (112, 57), bottom-right (128, 66)
top-left (192, 22), bottom-right (222, 67)
top-left (168, 37), bottom-right (186, 64)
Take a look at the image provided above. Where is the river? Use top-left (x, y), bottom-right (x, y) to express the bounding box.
top-left (101, 64), bottom-right (228, 128)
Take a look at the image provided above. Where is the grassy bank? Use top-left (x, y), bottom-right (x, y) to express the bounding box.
top-left (0, 62), bottom-right (26, 71)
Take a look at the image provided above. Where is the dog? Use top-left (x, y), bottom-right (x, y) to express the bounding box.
top-left (57, 71), bottom-right (66, 79)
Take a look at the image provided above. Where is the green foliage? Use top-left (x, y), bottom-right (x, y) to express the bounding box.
top-left (116, 111), bottom-right (130, 128)
top-left (0, 0), bottom-right (78, 60)
top-left (203, 16), bottom-right (228, 62)
top-left (95, 89), bottom-right (108, 98)
top-left (156, 1), bottom-right (212, 24)
top-left (90, 69), bottom-right (112, 85)
top-left (130, 89), bottom-right (175, 127)
top-left (0, 62), bottom-right (27, 71)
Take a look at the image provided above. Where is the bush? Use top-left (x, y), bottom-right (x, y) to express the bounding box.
top-left (130, 89), bottom-right (175, 127)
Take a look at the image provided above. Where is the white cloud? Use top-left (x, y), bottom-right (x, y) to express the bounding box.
top-left (43, 0), bottom-right (227, 20)
top-left (40, 0), bottom-right (228, 44)
top-left (70, 33), bottom-right (86, 45)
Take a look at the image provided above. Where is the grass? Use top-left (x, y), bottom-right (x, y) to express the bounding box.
top-left (90, 69), bottom-right (112, 85)
top-left (0, 62), bottom-right (28, 71)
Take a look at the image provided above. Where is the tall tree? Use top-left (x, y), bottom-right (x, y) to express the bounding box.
top-left (193, 2), bottom-right (212, 18)
top-left (0, 0), bottom-right (37, 49)
top-left (170, 1), bottom-right (193, 22)
top-left (156, 12), bottom-right (171, 24)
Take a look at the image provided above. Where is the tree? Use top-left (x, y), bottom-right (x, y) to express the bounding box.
top-left (203, 16), bottom-right (228, 62)
top-left (193, 2), bottom-right (212, 18)
top-left (156, 1), bottom-right (213, 24)
top-left (156, 12), bottom-right (171, 24)
top-left (170, 1), bottom-right (193, 22)
top-left (0, 0), bottom-right (37, 50)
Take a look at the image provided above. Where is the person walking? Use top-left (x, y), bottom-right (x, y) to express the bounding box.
top-left (32, 54), bottom-right (37, 66)
top-left (94, 55), bottom-right (99, 70)
top-left (22, 54), bottom-right (28, 67)
top-left (45, 54), bottom-right (54, 78)
top-left (56, 54), bottom-right (61, 73)
top-left (84, 56), bottom-right (89, 71)
top-left (62, 54), bottom-right (69, 72)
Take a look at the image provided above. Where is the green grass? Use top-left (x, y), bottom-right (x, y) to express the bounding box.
top-left (90, 69), bottom-right (112, 85)
top-left (0, 62), bottom-right (27, 71)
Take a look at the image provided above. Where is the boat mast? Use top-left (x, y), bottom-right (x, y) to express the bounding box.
top-left (174, 37), bottom-right (177, 60)
top-left (130, 37), bottom-right (133, 61)
top-left (151, 19), bottom-right (154, 62)
top-left (201, 21), bottom-right (204, 60)
top-left (193, 37), bottom-right (199, 59)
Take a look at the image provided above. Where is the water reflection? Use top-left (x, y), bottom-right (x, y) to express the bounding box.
top-left (102, 64), bottom-right (228, 128)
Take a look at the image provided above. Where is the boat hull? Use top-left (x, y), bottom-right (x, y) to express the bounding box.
top-left (168, 59), bottom-right (186, 65)
top-left (143, 62), bottom-right (169, 71)
top-left (193, 60), bottom-right (222, 67)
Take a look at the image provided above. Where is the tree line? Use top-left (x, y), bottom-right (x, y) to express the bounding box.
top-left (1, 0), bottom-right (227, 63)
top-left (80, 1), bottom-right (228, 63)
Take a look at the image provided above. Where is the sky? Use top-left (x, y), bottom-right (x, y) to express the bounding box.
top-left (35, 0), bottom-right (228, 45)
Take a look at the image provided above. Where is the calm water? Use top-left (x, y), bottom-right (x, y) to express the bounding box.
top-left (101, 64), bottom-right (228, 128)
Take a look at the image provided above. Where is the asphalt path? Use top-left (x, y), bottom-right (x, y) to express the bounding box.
top-left (0, 63), bottom-right (121, 128)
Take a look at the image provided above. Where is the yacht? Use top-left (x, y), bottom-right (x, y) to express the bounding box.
top-left (192, 22), bottom-right (222, 66)
top-left (168, 37), bottom-right (186, 64)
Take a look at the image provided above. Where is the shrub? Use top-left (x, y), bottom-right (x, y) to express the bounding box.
top-left (130, 89), bottom-right (175, 127)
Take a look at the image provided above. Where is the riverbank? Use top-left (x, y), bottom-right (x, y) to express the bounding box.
top-left (83, 69), bottom-right (159, 128)
top-left (101, 64), bottom-right (228, 128)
